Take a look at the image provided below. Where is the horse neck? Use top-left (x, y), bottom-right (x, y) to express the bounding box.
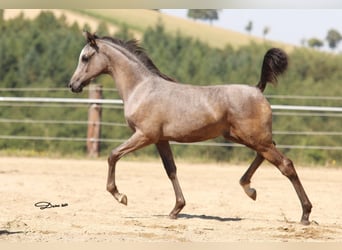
top-left (101, 42), bottom-right (151, 102)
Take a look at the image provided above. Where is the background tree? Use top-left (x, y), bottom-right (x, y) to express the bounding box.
top-left (245, 20), bottom-right (253, 35)
top-left (187, 9), bottom-right (220, 25)
top-left (326, 29), bottom-right (342, 50)
top-left (307, 37), bottom-right (324, 49)
top-left (300, 38), bottom-right (306, 47)
top-left (96, 21), bottom-right (109, 36)
top-left (0, 9), bottom-right (4, 25)
top-left (263, 26), bottom-right (270, 39)
top-left (114, 24), bottom-right (135, 40)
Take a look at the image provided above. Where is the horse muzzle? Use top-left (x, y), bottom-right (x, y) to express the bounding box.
top-left (68, 79), bottom-right (90, 93)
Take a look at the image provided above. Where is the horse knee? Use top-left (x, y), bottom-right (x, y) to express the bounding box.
top-left (108, 151), bottom-right (119, 166)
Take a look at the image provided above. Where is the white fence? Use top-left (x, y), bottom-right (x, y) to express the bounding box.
top-left (1, 97), bottom-right (342, 113)
top-left (0, 95), bottom-right (342, 151)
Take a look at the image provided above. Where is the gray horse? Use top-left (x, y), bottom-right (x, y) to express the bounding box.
top-left (68, 32), bottom-right (312, 225)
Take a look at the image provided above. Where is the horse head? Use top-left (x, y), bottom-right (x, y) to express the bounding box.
top-left (68, 31), bottom-right (108, 93)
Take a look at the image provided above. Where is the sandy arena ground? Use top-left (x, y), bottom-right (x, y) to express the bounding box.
top-left (0, 157), bottom-right (342, 242)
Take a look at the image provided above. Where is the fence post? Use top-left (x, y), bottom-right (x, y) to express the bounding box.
top-left (87, 84), bottom-right (102, 157)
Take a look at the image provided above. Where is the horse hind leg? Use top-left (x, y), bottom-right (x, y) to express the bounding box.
top-left (240, 153), bottom-right (264, 200)
top-left (260, 144), bottom-right (312, 225)
top-left (224, 132), bottom-right (264, 200)
top-left (240, 141), bottom-right (277, 200)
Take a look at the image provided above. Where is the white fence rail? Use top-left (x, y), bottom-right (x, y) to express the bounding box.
top-left (0, 96), bottom-right (341, 151)
top-left (1, 96), bottom-right (342, 112)
top-left (0, 97), bottom-right (123, 105)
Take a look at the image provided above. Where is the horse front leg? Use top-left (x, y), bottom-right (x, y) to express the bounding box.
top-left (240, 153), bottom-right (264, 200)
top-left (107, 131), bottom-right (152, 206)
top-left (156, 141), bottom-right (186, 219)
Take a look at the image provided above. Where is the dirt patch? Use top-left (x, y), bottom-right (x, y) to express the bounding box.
top-left (0, 157), bottom-right (341, 242)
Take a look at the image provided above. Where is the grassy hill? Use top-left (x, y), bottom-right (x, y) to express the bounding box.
top-left (77, 9), bottom-right (296, 51)
top-left (3, 9), bottom-right (295, 51)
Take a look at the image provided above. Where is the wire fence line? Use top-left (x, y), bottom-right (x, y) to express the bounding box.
top-left (1, 135), bottom-right (342, 151)
top-left (0, 118), bottom-right (128, 127)
top-left (1, 118), bottom-right (342, 136)
top-left (1, 135), bottom-right (341, 151)
top-left (0, 87), bottom-right (119, 92)
top-left (272, 112), bottom-right (342, 118)
top-left (0, 96), bottom-right (341, 151)
top-left (0, 96), bottom-right (123, 105)
top-left (1, 87), bottom-right (342, 101)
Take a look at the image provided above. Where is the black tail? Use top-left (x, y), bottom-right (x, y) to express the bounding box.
top-left (256, 48), bottom-right (288, 92)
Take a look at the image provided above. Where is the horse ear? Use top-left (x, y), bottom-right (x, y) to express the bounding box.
top-left (83, 31), bottom-right (99, 51)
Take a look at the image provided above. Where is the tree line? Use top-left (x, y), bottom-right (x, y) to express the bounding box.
top-left (181, 9), bottom-right (342, 50)
top-left (0, 11), bottom-right (341, 165)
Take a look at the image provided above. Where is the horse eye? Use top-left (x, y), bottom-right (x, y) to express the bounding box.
top-left (81, 55), bottom-right (89, 63)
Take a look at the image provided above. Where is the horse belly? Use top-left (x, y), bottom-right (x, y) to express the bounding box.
top-left (161, 119), bottom-right (225, 143)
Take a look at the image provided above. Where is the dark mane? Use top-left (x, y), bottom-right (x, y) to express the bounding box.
top-left (100, 36), bottom-right (176, 82)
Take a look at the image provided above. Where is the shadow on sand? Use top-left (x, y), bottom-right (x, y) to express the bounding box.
top-left (177, 213), bottom-right (242, 222)
top-left (0, 230), bottom-right (24, 236)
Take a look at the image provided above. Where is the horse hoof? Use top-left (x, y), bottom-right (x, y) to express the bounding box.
top-left (248, 188), bottom-right (257, 201)
top-left (241, 184), bottom-right (257, 201)
top-left (118, 194), bottom-right (128, 205)
top-left (300, 219), bottom-right (310, 226)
